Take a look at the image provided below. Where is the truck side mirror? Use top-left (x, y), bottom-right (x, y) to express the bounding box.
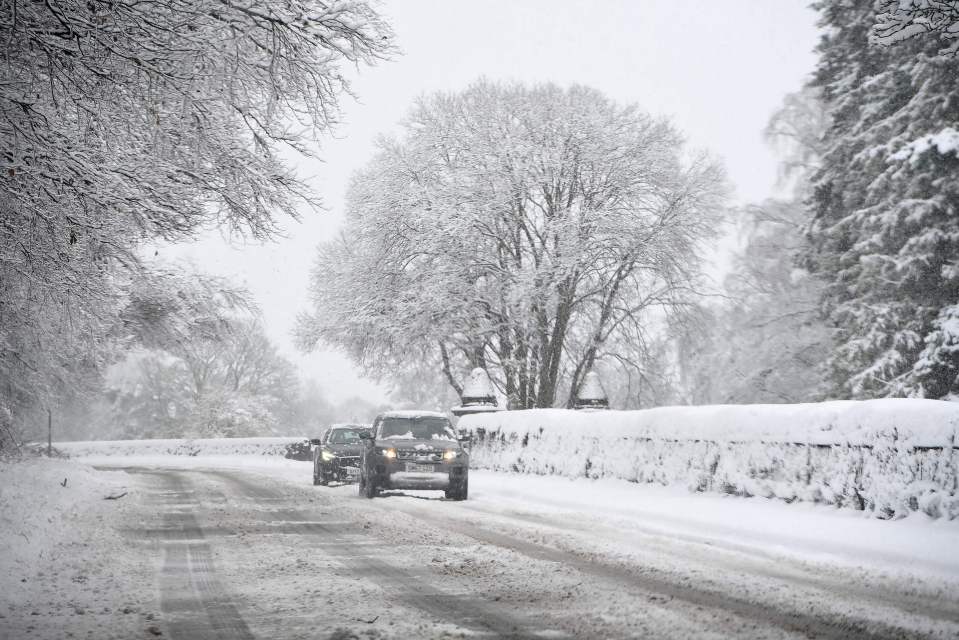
top-left (309, 438), bottom-right (322, 446)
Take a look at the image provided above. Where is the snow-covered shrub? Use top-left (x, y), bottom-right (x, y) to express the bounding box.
top-left (460, 399), bottom-right (959, 519)
top-left (55, 437), bottom-right (304, 458)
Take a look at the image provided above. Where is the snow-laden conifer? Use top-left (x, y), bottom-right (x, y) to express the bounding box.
top-left (806, 1), bottom-right (959, 398)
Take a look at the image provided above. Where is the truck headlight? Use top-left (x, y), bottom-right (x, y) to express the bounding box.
top-left (321, 450), bottom-right (336, 461)
top-left (442, 450), bottom-right (459, 461)
top-left (377, 447), bottom-right (397, 459)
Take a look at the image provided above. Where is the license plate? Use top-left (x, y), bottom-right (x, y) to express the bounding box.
top-left (405, 463), bottom-right (434, 473)
top-left (343, 467), bottom-right (360, 478)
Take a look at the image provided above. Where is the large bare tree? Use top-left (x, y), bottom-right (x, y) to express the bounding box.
top-left (298, 81), bottom-right (726, 409)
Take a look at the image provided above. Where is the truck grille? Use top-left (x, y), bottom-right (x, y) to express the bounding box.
top-left (396, 450), bottom-right (443, 462)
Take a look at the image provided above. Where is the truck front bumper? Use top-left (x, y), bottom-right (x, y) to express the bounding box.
top-left (373, 462), bottom-right (467, 491)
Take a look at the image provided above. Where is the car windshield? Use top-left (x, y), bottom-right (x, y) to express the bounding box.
top-left (328, 429), bottom-right (367, 444)
top-left (379, 416), bottom-right (456, 441)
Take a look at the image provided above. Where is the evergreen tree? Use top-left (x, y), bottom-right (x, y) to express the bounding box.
top-left (807, 1), bottom-right (959, 398)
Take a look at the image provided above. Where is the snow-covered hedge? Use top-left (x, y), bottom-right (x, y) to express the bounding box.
top-left (55, 436), bottom-right (307, 459)
top-left (458, 399), bottom-right (959, 519)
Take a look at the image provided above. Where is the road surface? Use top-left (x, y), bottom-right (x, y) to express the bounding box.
top-left (104, 465), bottom-right (959, 640)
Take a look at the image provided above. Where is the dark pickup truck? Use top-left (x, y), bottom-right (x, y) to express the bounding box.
top-left (358, 411), bottom-right (469, 500)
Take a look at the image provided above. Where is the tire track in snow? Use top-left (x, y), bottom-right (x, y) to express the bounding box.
top-left (374, 497), bottom-right (945, 640)
top-left (455, 500), bottom-right (959, 627)
top-left (204, 469), bottom-right (555, 640)
top-left (145, 471), bottom-right (255, 640)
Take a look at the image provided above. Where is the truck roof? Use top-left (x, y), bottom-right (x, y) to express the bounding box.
top-left (376, 410), bottom-right (448, 419)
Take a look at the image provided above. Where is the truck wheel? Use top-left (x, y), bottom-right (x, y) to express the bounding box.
top-left (446, 479), bottom-right (468, 501)
top-left (314, 466), bottom-right (328, 486)
top-left (363, 475), bottom-right (377, 499)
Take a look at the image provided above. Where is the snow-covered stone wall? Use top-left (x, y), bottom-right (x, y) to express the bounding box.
top-left (458, 399), bottom-right (959, 519)
top-left (54, 436), bottom-right (306, 459)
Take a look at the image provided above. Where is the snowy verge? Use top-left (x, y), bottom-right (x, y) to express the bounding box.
top-left (459, 470), bottom-right (959, 585)
top-left (54, 436), bottom-right (306, 459)
top-left (0, 455), bottom-right (158, 637)
top-left (0, 456), bottom-right (130, 569)
top-left (458, 399), bottom-right (959, 519)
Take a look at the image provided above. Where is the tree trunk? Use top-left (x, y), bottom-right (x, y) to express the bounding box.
top-left (496, 329), bottom-right (518, 409)
top-left (469, 344), bottom-right (487, 370)
top-left (438, 341), bottom-right (463, 397)
top-left (536, 287), bottom-right (573, 408)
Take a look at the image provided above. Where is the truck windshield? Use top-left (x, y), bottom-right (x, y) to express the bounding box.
top-left (379, 417), bottom-right (456, 441)
top-left (328, 429), bottom-right (367, 444)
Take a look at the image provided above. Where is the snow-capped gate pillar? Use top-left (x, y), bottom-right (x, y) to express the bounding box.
top-left (574, 371), bottom-right (609, 410)
top-left (451, 367), bottom-right (503, 418)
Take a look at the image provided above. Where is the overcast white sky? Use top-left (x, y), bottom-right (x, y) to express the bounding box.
top-left (158, 0), bottom-right (821, 404)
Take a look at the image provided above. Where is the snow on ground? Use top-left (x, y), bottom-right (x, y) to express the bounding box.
top-left (79, 452), bottom-right (959, 583)
top-left (462, 470), bottom-right (959, 581)
top-left (0, 455), bottom-right (161, 639)
top-left (59, 432), bottom-right (959, 584)
top-left (5, 448), bottom-right (959, 638)
top-left (89, 454), bottom-right (959, 637)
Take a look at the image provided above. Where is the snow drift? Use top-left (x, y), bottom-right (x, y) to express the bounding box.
top-left (458, 399), bottom-right (959, 519)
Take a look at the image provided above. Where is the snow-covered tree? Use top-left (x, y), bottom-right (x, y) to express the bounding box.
top-left (104, 318), bottom-right (301, 438)
top-left (2, 0), bottom-right (392, 245)
top-left (578, 335), bottom-right (680, 409)
top-left (284, 379), bottom-right (336, 436)
top-left (806, 1), bottom-right (959, 399)
top-left (0, 0), bottom-right (392, 438)
top-left (872, 0), bottom-right (959, 56)
top-left (387, 363), bottom-right (461, 412)
top-left (102, 351), bottom-right (194, 439)
top-left (681, 200), bottom-right (831, 404)
top-left (298, 81), bottom-right (727, 409)
top-left (676, 88), bottom-right (832, 405)
top-left (118, 268), bottom-right (253, 353)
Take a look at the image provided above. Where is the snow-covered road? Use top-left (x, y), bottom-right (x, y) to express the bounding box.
top-left (4, 458), bottom-right (959, 639)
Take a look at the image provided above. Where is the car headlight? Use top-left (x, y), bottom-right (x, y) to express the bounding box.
top-left (377, 447), bottom-right (397, 459)
top-left (442, 450), bottom-right (460, 461)
top-left (321, 450), bottom-right (336, 461)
